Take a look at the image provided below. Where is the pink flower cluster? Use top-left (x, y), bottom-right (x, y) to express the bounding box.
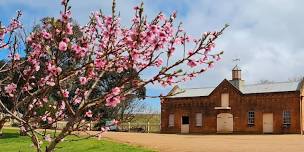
top-left (105, 87), bottom-right (121, 107)
top-left (4, 83), bottom-right (17, 97)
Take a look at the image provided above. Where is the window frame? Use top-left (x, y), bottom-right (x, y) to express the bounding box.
top-left (283, 111), bottom-right (291, 128)
top-left (168, 114), bottom-right (174, 127)
top-left (195, 113), bottom-right (203, 127)
top-left (221, 93), bottom-right (229, 107)
top-left (247, 111), bottom-right (255, 127)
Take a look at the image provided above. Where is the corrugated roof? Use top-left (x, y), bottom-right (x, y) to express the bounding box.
top-left (242, 81), bottom-right (301, 94)
top-left (167, 87), bottom-right (214, 98)
top-left (166, 80), bottom-right (302, 98)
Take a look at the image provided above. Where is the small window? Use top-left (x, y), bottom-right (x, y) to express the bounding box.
top-left (283, 111), bottom-right (291, 128)
top-left (182, 116), bottom-right (189, 125)
top-left (221, 93), bottom-right (229, 107)
top-left (168, 114), bottom-right (174, 127)
top-left (248, 111), bottom-right (255, 127)
top-left (195, 113), bottom-right (202, 127)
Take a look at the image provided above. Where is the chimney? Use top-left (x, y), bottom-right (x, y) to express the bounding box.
top-left (230, 65), bottom-right (244, 91)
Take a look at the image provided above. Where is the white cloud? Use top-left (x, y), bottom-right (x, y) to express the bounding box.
top-left (1, 0), bottom-right (303, 98)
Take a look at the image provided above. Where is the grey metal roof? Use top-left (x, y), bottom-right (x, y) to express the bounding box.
top-left (241, 81), bottom-right (301, 94)
top-left (167, 87), bottom-right (214, 98)
top-left (166, 80), bottom-right (302, 98)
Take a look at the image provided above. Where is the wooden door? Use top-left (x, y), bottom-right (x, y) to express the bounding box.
top-left (217, 113), bottom-right (233, 133)
top-left (181, 116), bottom-right (189, 133)
top-left (263, 113), bottom-right (273, 133)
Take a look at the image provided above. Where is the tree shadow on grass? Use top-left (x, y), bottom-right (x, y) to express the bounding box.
top-left (0, 131), bottom-right (22, 139)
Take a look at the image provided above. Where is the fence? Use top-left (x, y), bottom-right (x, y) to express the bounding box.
top-left (118, 122), bottom-right (160, 133)
top-left (51, 121), bottom-right (161, 133)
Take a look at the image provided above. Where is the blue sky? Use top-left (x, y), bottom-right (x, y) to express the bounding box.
top-left (1, 0), bottom-right (304, 113)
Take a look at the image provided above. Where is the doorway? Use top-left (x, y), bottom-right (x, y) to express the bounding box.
top-left (217, 113), bottom-right (233, 133)
top-left (181, 116), bottom-right (189, 133)
top-left (263, 113), bottom-right (273, 133)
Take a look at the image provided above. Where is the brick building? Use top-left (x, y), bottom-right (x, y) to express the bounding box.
top-left (161, 66), bottom-right (304, 134)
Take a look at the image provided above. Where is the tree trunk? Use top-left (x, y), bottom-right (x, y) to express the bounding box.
top-left (45, 119), bottom-right (75, 152)
top-left (0, 118), bottom-right (6, 137)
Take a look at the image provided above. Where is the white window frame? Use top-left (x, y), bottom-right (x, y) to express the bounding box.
top-left (195, 113), bottom-right (202, 127)
top-left (221, 93), bottom-right (229, 107)
top-left (248, 111), bottom-right (255, 126)
top-left (283, 111), bottom-right (291, 125)
top-left (168, 114), bottom-right (174, 127)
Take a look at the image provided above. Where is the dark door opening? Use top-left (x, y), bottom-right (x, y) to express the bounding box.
top-left (182, 116), bottom-right (189, 125)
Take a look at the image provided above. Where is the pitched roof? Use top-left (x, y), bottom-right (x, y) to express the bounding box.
top-left (166, 80), bottom-right (303, 98)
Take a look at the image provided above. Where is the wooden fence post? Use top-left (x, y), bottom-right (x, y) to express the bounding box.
top-left (128, 122), bottom-right (131, 132)
top-left (147, 122), bottom-right (150, 133)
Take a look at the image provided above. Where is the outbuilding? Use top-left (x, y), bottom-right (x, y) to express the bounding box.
top-left (161, 66), bottom-right (304, 134)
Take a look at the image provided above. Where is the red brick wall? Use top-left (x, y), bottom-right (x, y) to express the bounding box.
top-left (161, 80), bottom-right (301, 134)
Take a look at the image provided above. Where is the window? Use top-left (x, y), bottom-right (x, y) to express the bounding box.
top-left (168, 114), bottom-right (174, 127)
top-left (182, 116), bottom-right (189, 125)
top-left (221, 93), bottom-right (229, 107)
top-left (195, 113), bottom-right (202, 127)
top-left (283, 111), bottom-right (291, 128)
top-left (248, 111), bottom-right (255, 127)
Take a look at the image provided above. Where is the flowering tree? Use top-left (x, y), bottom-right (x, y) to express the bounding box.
top-left (0, 10), bottom-right (23, 136)
top-left (0, 0), bottom-right (228, 151)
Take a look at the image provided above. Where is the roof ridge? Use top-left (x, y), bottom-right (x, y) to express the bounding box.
top-left (244, 81), bottom-right (300, 86)
top-left (182, 87), bottom-right (215, 89)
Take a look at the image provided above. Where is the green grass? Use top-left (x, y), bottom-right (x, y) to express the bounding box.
top-left (0, 128), bottom-right (154, 152)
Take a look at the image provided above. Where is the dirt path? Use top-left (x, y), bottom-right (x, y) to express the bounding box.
top-left (102, 132), bottom-right (304, 152)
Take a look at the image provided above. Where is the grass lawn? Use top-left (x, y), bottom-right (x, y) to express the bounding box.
top-left (0, 128), bottom-right (154, 152)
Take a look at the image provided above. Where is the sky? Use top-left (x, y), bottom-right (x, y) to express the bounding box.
top-left (1, 0), bottom-right (303, 113)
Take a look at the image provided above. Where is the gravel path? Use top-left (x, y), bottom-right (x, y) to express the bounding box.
top-left (102, 132), bottom-right (304, 152)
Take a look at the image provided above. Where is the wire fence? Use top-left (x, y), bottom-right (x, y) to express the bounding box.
top-left (118, 122), bottom-right (161, 133)
top-left (53, 121), bottom-right (161, 133)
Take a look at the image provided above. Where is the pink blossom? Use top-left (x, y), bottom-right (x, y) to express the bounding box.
top-left (46, 81), bottom-right (55, 86)
top-left (66, 23), bottom-right (73, 35)
top-left (61, 0), bottom-right (67, 5)
top-left (187, 60), bottom-right (197, 68)
top-left (42, 30), bottom-right (52, 39)
top-left (74, 47), bottom-right (87, 57)
top-left (13, 53), bottom-right (20, 60)
top-left (47, 117), bottom-right (53, 124)
top-left (28, 104), bottom-right (33, 110)
top-left (105, 96), bottom-right (121, 107)
top-left (155, 58), bottom-right (163, 67)
top-left (94, 59), bottom-right (106, 69)
top-left (73, 97), bottom-right (82, 105)
top-left (79, 77), bottom-right (88, 85)
top-left (26, 35), bottom-right (32, 43)
top-left (41, 115), bottom-right (47, 122)
top-left (111, 87), bottom-right (121, 96)
top-left (47, 63), bottom-right (62, 75)
top-left (133, 6), bottom-right (139, 10)
top-left (60, 101), bottom-right (66, 110)
top-left (4, 83), bottom-right (17, 97)
top-left (85, 110), bottom-right (93, 118)
top-left (58, 41), bottom-right (67, 51)
top-left (62, 89), bottom-right (69, 98)
top-left (168, 47), bottom-right (175, 56)
top-left (166, 76), bottom-right (174, 85)
top-left (188, 50), bottom-right (194, 56)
